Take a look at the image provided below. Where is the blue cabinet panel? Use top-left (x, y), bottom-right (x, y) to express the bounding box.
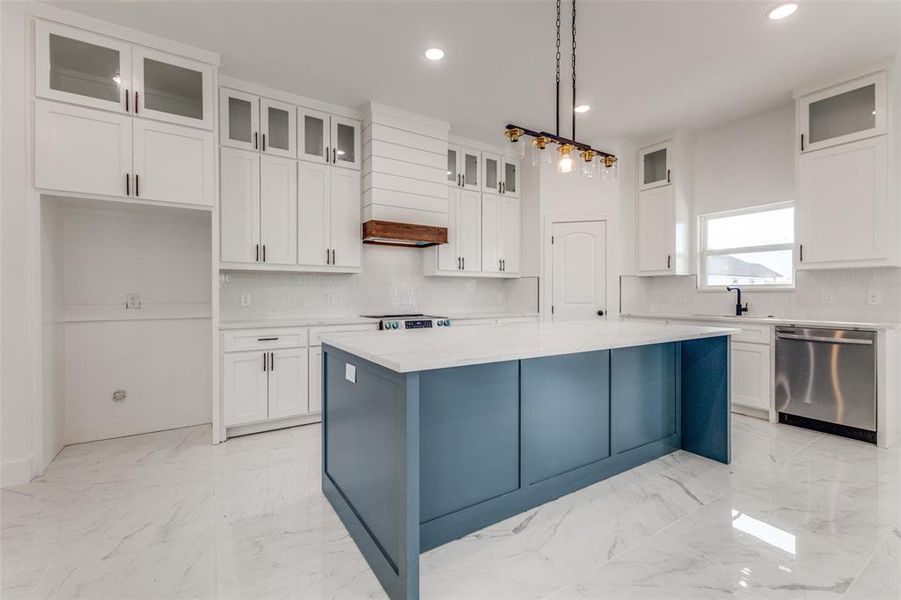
top-left (525, 351), bottom-right (611, 483)
top-left (419, 361), bottom-right (521, 523)
top-left (611, 343), bottom-right (676, 454)
top-left (325, 353), bottom-right (404, 567)
top-left (681, 336), bottom-right (731, 464)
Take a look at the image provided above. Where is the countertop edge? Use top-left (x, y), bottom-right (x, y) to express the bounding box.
top-left (622, 313), bottom-right (900, 330)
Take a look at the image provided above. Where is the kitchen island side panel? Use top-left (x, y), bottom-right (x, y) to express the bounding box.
top-left (322, 345), bottom-right (420, 600)
top-left (680, 335), bottom-right (731, 464)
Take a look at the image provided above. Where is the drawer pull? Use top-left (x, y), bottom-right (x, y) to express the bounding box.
top-left (257, 337), bottom-right (279, 341)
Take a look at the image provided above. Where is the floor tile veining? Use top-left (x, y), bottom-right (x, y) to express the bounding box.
top-left (2, 416), bottom-right (899, 599)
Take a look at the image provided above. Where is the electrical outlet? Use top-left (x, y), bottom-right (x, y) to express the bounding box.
top-left (867, 290), bottom-right (882, 306)
top-left (821, 290), bottom-right (834, 305)
top-left (125, 293), bottom-right (141, 310)
top-left (496, 292), bottom-right (505, 304)
top-left (240, 293), bottom-right (251, 308)
top-left (326, 293), bottom-right (337, 306)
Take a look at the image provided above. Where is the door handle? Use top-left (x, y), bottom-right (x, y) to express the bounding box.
top-left (262, 133), bottom-right (266, 152)
top-left (256, 243), bottom-right (260, 262)
top-left (125, 173), bottom-right (130, 196)
top-left (597, 310), bottom-right (605, 316)
top-left (257, 337), bottom-right (279, 341)
top-left (800, 133), bottom-right (805, 152)
top-left (502, 182), bottom-right (506, 194)
top-left (134, 91), bottom-right (139, 114)
top-left (333, 148), bottom-right (336, 164)
top-left (666, 169), bottom-right (671, 183)
top-left (125, 88), bottom-right (129, 112)
top-left (262, 244), bottom-right (266, 262)
top-left (134, 174), bottom-right (139, 197)
top-left (667, 255), bottom-right (671, 269)
top-left (776, 333), bottom-right (873, 345)
top-left (326, 248), bottom-right (331, 264)
top-left (269, 352), bottom-right (275, 371)
top-left (800, 244), bottom-right (804, 262)
top-left (324, 146), bottom-right (329, 162)
top-left (263, 353), bottom-right (267, 372)
top-left (331, 249), bottom-right (336, 264)
top-left (254, 132), bottom-right (258, 150)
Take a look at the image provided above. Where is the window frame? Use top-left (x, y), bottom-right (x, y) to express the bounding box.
top-left (698, 201), bottom-right (795, 292)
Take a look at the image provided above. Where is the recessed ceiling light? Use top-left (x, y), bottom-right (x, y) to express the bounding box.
top-left (574, 104), bottom-right (591, 113)
top-left (424, 48), bottom-right (445, 61)
top-left (767, 2), bottom-right (798, 20)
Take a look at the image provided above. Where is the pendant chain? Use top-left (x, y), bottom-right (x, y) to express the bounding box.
top-left (571, 0), bottom-right (577, 140)
top-left (555, 0), bottom-right (561, 136)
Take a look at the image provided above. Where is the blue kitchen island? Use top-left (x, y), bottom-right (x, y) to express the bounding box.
top-left (320, 319), bottom-right (735, 600)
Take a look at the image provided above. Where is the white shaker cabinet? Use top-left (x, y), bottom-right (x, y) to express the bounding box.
top-left (446, 145), bottom-right (481, 191)
top-left (481, 155), bottom-right (520, 198)
top-left (267, 348), bottom-right (309, 420)
top-left (259, 156), bottom-right (298, 265)
top-left (308, 347), bottom-right (323, 414)
top-left (638, 141), bottom-right (672, 191)
top-left (482, 194), bottom-right (520, 274)
top-left (133, 119), bottom-right (215, 207)
top-left (260, 98), bottom-right (297, 159)
top-left (637, 185), bottom-right (675, 274)
top-left (299, 108), bottom-right (361, 170)
top-left (297, 161), bottom-right (331, 266)
top-left (797, 136), bottom-right (888, 267)
top-left (220, 148), bottom-right (261, 263)
top-left (223, 351), bottom-right (269, 426)
top-left (220, 88), bottom-right (259, 152)
top-left (731, 341), bottom-right (771, 415)
top-left (433, 188), bottom-right (482, 274)
top-left (329, 168), bottom-right (362, 268)
top-left (34, 100), bottom-right (132, 198)
top-left (798, 72), bottom-right (887, 153)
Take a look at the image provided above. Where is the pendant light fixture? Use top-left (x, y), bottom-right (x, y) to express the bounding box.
top-left (503, 0), bottom-right (617, 178)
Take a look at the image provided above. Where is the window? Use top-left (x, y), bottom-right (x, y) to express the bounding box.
top-left (699, 203), bottom-right (794, 289)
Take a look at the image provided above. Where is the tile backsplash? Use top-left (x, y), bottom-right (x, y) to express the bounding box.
top-left (220, 245), bottom-right (537, 321)
top-left (621, 268), bottom-right (901, 324)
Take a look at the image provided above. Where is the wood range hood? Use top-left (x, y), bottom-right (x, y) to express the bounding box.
top-left (362, 220), bottom-right (448, 248)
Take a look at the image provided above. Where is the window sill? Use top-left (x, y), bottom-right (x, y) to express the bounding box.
top-left (696, 285), bottom-right (796, 294)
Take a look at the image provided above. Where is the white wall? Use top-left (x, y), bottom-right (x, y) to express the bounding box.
top-left (1, 0), bottom-right (39, 486)
top-left (220, 244), bottom-right (528, 321)
top-left (56, 201), bottom-right (212, 444)
top-left (40, 200), bottom-right (65, 464)
top-left (621, 103), bottom-right (901, 323)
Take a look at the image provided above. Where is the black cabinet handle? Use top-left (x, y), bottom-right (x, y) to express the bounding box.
top-left (800, 244), bottom-right (804, 262)
top-left (800, 134), bottom-right (805, 152)
top-left (502, 182), bottom-right (506, 194)
top-left (667, 255), bottom-right (671, 269)
top-left (256, 244), bottom-right (260, 262)
top-left (325, 146), bottom-right (329, 163)
top-left (125, 89), bottom-right (129, 112)
top-left (331, 249), bottom-right (336, 264)
top-left (125, 173), bottom-right (130, 196)
top-left (262, 353), bottom-right (267, 372)
top-left (135, 174), bottom-right (139, 197)
top-left (262, 244), bottom-right (266, 262)
top-left (666, 169), bottom-right (671, 183)
top-left (332, 148), bottom-right (336, 163)
top-left (254, 132), bottom-right (258, 150)
top-left (257, 337), bottom-right (278, 341)
top-left (269, 352), bottom-right (274, 372)
top-left (262, 133), bottom-right (266, 152)
top-left (134, 91), bottom-right (139, 113)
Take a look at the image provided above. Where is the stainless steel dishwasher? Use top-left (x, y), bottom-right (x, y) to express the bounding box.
top-left (775, 326), bottom-right (876, 443)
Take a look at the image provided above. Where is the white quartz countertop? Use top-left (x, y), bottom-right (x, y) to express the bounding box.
top-left (622, 312), bottom-right (900, 330)
top-left (320, 319), bottom-right (738, 373)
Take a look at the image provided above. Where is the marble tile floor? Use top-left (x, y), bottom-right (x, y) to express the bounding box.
top-left (2, 415), bottom-right (899, 599)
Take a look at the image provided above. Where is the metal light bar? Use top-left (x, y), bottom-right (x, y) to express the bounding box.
top-left (505, 123), bottom-right (615, 159)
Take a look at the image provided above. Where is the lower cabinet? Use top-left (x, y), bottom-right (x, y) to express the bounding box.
top-left (309, 346), bottom-right (323, 414)
top-left (223, 347), bottom-right (309, 426)
top-left (267, 347), bottom-right (309, 420)
top-left (730, 340), bottom-right (771, 414)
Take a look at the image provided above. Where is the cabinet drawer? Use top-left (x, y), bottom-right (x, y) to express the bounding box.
top-left (222, 328), bottom-right (307, 352)
top-left (309, 323), bottom-right (377, 346)
top-left (731, 324), bottom-right (771, 345)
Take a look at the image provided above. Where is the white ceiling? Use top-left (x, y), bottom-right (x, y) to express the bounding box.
top-left (49, 0), bottom-right (900, 147)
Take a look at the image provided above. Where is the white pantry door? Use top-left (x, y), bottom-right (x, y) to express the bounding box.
top-left (551, 220), bottom-right (607, 320)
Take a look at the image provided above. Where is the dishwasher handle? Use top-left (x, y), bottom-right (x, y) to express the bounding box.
top-left (776, 332), bottom-right (873, 345)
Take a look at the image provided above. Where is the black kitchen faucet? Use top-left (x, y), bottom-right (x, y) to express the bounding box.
top-left (726, 287), bottom-right (749, 316)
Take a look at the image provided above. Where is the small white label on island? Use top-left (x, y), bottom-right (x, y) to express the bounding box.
top-left (345, 363), bottom-right (356, 384)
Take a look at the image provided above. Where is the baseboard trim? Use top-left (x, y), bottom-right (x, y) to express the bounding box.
top-left (226, 413), bottom-right (321, 439)
top-left (1, 455), bottom-right (34, 488)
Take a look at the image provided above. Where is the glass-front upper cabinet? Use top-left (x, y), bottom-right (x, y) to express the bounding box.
top-left (447, 146), bottom-right (459, 186)
top-left (36, 20), bottom-right (131, 113)
top-left (132, 47), bottom-right (214, 130)
top-left (260, 98), bottom-right (296, 158)
top-left (298, 108), bottom-right (329, 164)
top-left (330, 116), bottom-right (361, 170)
top-left (638, 141), bottom-right (672, 191)
top-left (461, 147), bottom-right (480, 191)
top-left (483, 153), bottom-right (502, 195)
top-left (219, 88), bottom-right (259, 152)
top-left (502, 158), bottom-right (520, 198)
top-left (799, 72), bottom-right (887, 153)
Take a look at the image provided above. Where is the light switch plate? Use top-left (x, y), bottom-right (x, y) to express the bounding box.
top-left (345, 363), bottom-right (356, 383)
top-left (821, 290), bottom-right (834, 305)
top-left (867, 290), bottom-right (882, 306)
top-left (240, 293), bottom-right (251, 308)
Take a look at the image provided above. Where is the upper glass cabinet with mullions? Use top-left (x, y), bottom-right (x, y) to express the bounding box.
top-left (638, 141), bottom-right (672, 191)
top-left (298, 108), bottom-right (361, 170)
top-left (446, 145), bottom-right (481, 191)
top-left (798, 72), bottom-right (887, 153)
top-left (36, 20), bottom-right (215, 130)
top-left (219, 88), bottom-right (297, 158)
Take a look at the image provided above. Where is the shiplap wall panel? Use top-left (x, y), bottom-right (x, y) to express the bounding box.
top-left (362, 141), bottom-right (446, 169)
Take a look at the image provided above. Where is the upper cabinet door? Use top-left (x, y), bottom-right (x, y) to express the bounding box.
top-left (638, 142), bottom-right (671, 191)
top-left (297, 161), bottom-right (330, 266)
top-left (799, 72), bottom-right (888, 153)
top-left (34, 100), bottom-right (132, 199)
top-left (461, 147), bottom-right (481, 191)
top-left (35, 21), bottom-right (131, 114)
top-left (447, 145), bottom-right (460, 187)
top-left (298, 108), bottom-right (329, 164)
top-left (220, 88), bottom-right (259, 152)
top-left (219, 147), bottom-right (261, 264)
top-left (133, 119), bottom-right (215, 207)
top-left (502, 158), bottom-right (521, 198)
top-left (481, 193), bottom-right (502, 273)
top-left (482, 153), bottom-right (502, 195)
top-left (438, 188), bottom-right (461, 271)
top-left (458, 190), bottom-right (482, 272)
top-left (132, 47), bottom-right (214, 130)
top-left (501, 197), bottom-right (521, 274)
top-left (330, 116), bottom-right (362, 170)
top-left (329, 168), bottom-right (362, 267)
top-left (637, 186), bottom-right (675, 274)
top-left (260, 98), bottom-right (296, 159)
top-left (259, 156), bottom-right (298, 265)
